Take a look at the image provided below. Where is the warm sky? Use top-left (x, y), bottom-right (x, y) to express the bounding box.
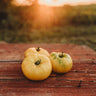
top-left (14, 0), bottom-right (96, 6)
top-left (39, 0), bottom-right (96, 6)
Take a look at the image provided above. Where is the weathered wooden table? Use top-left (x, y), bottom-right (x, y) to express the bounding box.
top-left (0, 44), bottom-right (96, 96)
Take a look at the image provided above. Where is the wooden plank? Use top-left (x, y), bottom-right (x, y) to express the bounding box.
top-left (0, 44), bottom-right (96, 96)
top-left (0, 79), bottom-right (96, 88)
top-left (0, 87), bottom-right (96, 96)
top-left (0, 62), bottom-right (96, 78)
top-left (0, 44), bottom-right (96, 60)
top-left (0, 62), bottom-right (96, 88)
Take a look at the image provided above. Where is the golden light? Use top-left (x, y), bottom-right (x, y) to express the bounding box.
top-left (39, 0), bottom-right (96, 6)
top-left (33, 5), bottom-right (55, 27)
top-left (12, 0), bottom-right (32, 6)
top-left (12, 0), bottom-right (96, 27)
top-left (13, 0), bottom-right (96, 6)
top-left (39, 0), bottom-right (67, 6)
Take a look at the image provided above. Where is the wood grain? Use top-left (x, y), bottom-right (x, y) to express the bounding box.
top-left (0, 44), bottom-right (96, 60)
top-left (0, 62), bottom-right (96, 81)
top-left (0, 44), bottom-right (96, 96)
top-left (0, 88), bottom-right (96, 96)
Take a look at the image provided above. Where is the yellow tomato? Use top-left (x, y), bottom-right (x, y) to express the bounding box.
top-left (22, 54), bottom-right (52, 81)
top-left (50, 52), bottom-right (73, 73)
top-left (24, 47), bottom-right (49, 57)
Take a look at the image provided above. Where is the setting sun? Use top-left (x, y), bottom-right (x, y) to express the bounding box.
top-left (39, 0), bottom-right (96, 6)
top-left (13, 0), bottom-right (96, 6)
top-left (12, 0), bottom-right (32, 6)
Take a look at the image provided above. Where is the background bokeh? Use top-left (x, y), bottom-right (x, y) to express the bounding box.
top-left (0, 0), bottom-right (96, 51)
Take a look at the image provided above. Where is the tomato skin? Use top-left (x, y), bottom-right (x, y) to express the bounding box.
top-left (24, 48), bottom-right (49, 57)
top-left (50, 52), bottom-right (73, 73)
top-left (22, 54), bottom-right (52, 81)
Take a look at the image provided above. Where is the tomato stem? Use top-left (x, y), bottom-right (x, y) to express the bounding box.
top-left (36, 47), bottom-right (40, 52)
top-left (35, 59), bottom-right (41, 65)
top-left (59, 52), bottom-right (64, 58)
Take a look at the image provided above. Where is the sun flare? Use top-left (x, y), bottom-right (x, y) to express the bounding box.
top-left (12, 0), bottom-right (32, 6)
top-left (39, 0), bottom-right (64, 6)
top-left (13, 0), bottom-right (96, 6)
top-left (39, 0), bottom-right (96, 6)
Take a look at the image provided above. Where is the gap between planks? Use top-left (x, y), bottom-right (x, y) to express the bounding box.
top-left (0, 59), bottom-right (96, 64)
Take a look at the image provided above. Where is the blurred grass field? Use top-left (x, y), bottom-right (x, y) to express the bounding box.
top-left (0, 2), bottom-right (96, 50)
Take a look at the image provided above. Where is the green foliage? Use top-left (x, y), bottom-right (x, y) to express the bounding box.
top-left (0, 3), bottom-right (96, 50)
